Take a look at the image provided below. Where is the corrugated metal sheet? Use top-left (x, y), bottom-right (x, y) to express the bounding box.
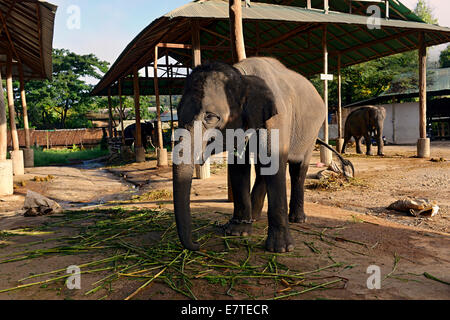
top-left (0, 0), bottom-right (57, 80)
top-left (166, 0), bottom-right (449, 32)
top-left (92, 0), bottom-right (450, 96)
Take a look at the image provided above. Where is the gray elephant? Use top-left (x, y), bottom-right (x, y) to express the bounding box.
top-left (341, 106), bottom-right (386, 156)
top-left (173, 57), bottom-right (352, 253)
top-left (124, 121), bottom-right (155, 150)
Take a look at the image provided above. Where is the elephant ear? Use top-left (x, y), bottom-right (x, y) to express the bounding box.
top-left (241, 75), bottom-right (278, 129)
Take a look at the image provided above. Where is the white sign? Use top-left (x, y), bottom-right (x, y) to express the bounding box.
top-left (320, 74), bottom-right (334, 81)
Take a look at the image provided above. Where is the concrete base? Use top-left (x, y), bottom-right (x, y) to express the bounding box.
top-left (10, 150), bottom-right (25, 176)
top-left (417, 138), bottom-right (430, 158)
top-left (157, 148), bottom-right (168, 167)
top-left (135, 146), bottom-right (146, 163)
top-left (320, 145), bottom-right (333, 166)
top-left (0, 160), bottom-right (14, 195)
top-left (336, 138), bottom-right (345, 154)
top-left (23, 148), bottom-right (34, 168)
top-left (196, 159), bottom-right (211, 179)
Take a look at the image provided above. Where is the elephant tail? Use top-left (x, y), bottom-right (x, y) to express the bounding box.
top-left (316, 138), bottom-right (355, 179)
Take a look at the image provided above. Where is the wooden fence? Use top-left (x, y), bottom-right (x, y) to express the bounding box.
top-left (7, 128), bottom-right (105, 149)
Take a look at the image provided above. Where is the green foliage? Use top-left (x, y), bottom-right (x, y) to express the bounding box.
top-left (312, 0), bottom-right (438, 107)
top-left (439, 45), bottom-right (450, 68)
top-left (33, 146), bottom-right (109, 167)
top-left (414, 0), bottom-right (438, 24)
top-left (19, 49), bottom-right (109, 130)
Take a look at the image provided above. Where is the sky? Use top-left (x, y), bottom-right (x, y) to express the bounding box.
top-left (50, 0), bottom-right (450, 67)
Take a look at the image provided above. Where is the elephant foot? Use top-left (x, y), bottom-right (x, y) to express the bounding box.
top-left (223, 218), bottom-right (254, 237)
top-left (377, 153), bottom-right (385, 157)
top-left (289, 212), bottom-right (307, 223)
top-left (265, 227), bottom-right (294, 253)
top-left (366, 152), bottom-right (374, 156)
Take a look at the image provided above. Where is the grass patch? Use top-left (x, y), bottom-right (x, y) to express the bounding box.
top-left (306, 175), bottom-right (368, 192)
top-left (34, 146), bottom-right (109, 167)
top-left (132, 189), bottom-right (173, 202)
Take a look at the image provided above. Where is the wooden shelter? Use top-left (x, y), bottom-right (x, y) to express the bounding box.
top-left (0, 0), bottom-right (56, 195)
top-left (92, 0), bottom-right (450, 167)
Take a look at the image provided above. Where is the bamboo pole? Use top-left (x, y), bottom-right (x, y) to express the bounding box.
top-left (337, 55), bottom-right (342, 139)
top-left (320, 24), bottom-right (332, 165)
top-left (229, 0), bottom-right (247, 63)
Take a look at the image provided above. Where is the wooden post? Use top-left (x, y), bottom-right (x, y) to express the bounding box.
top-left (6, 52), bottom-right (19, 152)
top-left (154, 46), bottom-right (163, 150)
top-left (191, 20), bottom-right (210, 179)
top-left (417, 32), bottom-right (430, 158)
top-left (166, 55), bottom-right (175, 151)
top-left (320, 25), bottom-right (332, 165)
top-left (306, 0), bottom-right (311, 9)
top-left (229, 0), bottom-right (247, 63)
top-left (336, 54), bottom-right (344, 153)
top-left (18, 65), bottom-right (30, 149)
top-left (107, 88), bottom-right (114, 138)
top-left (118, 79), bottom-right (126, 146)
top-left (19, 64), bottom-right (34, 167)
top-left (133, 66), bottom-right (145, 162)
top-left (154, 46), bottom-right (168, 167)
top-left (324, 0), bottom-right (329, 14)
top-left (0, 71), bottom-right (7, 161)
top-left (6, 52), bottom-right (24, 175)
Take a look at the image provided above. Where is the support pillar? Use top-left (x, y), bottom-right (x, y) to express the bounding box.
top-left (417, 32), bottom-right (430, 158)
top-left (191, 21), bottom-right (209, 178)
top-left (229, 0), bottom-right (247, 63)
top-left (19, 65), bottom-right (34, 167)
top-left (6, 52), bottom-right (24, 175)
top-left (154, 46), bottom-right (168, 167)
top-left (133, 67), bottom-right (145, 163)
top-left (0, 70), bottom-right (13, 195)
top-left (320, 25), bottom-right (332, 166)
top-left (336, 54), bottom-right (344, 153)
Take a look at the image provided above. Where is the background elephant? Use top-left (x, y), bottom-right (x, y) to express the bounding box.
top-left (173, 57), bottom-right (328, 253)
top-left (123, 121), bottom-right (154, 150)
top-left (341, 106), bottom-right (386, 156)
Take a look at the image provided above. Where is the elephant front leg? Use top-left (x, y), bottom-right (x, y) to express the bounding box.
top-left (224, 163), bottom-right (253, 237)
top-left (356, 136), bottom-right (363, 154)
top-left (376, 132), bottom-right (385, 156)
top-left (365, 134), bottom-right (373, 155)
top-left (264, 160), bottom-right (294, 253)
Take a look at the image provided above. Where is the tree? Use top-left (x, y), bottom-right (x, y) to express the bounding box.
top-left (414, 0), bottom-right (438, 24)
top-left (22, 49), bottom-right (109, 129)
top-left (324, 0), bottom-right (438, 106)
top-left (439, 45), bottom-right (450, 68)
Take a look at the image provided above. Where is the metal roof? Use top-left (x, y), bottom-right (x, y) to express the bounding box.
top-left (0, 0), bottom-right (57, 80)
top-left (92, 0), bottom-right (450, 96)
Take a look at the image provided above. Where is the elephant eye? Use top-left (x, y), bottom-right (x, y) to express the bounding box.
top-left (204, 112), bottom-right (220, 124)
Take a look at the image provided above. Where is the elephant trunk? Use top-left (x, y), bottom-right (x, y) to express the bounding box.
top-left (172, 162), bottom-right (200, 251)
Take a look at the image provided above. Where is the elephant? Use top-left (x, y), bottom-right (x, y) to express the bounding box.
top-left (341, 106), bottom-right (386, 156)
top-left (123, 121), bottom-right (155, 150)
top-left (172, 57), bottom-right (353, 253)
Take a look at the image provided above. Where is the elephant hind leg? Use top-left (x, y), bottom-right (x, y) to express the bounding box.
top-left (288, 158), bottom-right (310, 224)
top-left (251, 165), bottom-right (267, 221)
top-left (356, 136), bottom-right (363, 154)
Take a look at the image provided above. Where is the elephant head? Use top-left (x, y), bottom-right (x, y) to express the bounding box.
top-left (173, 61), bottom-right (277, 250)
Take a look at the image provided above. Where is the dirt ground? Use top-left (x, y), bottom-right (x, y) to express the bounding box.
top-left (0, 142), bottom-right (449, 300)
